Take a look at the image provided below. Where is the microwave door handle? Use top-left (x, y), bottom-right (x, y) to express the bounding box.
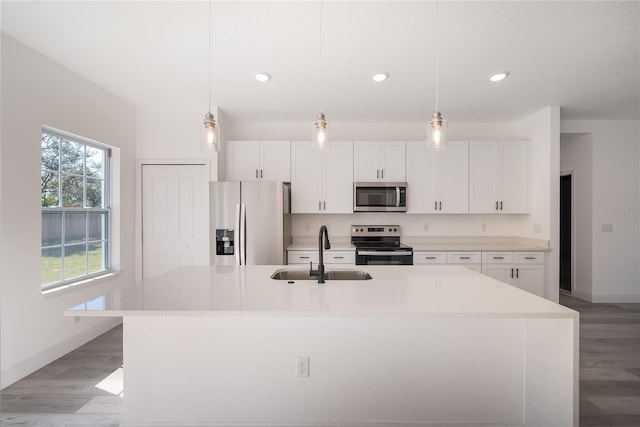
top-left (396, 187), bottom-right (400, 207)
top-left (235, 203), bottom-right (241, 265)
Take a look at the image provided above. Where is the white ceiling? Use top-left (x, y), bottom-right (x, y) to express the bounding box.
top-left (2, 1), bottom-right (639, 123)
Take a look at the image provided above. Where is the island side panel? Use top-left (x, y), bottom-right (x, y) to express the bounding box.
top-left (122, 315), bottom-right (538, 426)
top-left (523, 317), bottom-right (578, 426)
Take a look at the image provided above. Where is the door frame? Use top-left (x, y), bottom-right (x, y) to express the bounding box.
top-left (559, 170), bottom-right (574, 295)
top-left (135, 159), bottom-right (210, 282)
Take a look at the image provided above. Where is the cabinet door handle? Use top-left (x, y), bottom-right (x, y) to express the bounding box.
top-left (494, 256), bottom-right (504, 260)
top-left (496, 201), bottom-right (499, 210)
top-left (510, 268), bottom-right (514, 278)
top-left (500, 201), bottom-right (503, 210)
top-left (323, 201), bottom-right (326, 210)
top-left (439, 201), bottom-right (442, 210)
top-left (318, 201), bottom-right (321, 210)
top-left (516, 268), bottom-right (519, 278)
top-left (381, 169), bottom-right (384, 179)
top-left (434, 201), bottom-right (438, 210)
top-left (260, 169), bottom-right (263, 178)
top-left (525, 257), bottom-right (536, 260)
top-left (256, 169), bottom-right (259, 178)
top-left (377, 170), bottom-right (380, 179)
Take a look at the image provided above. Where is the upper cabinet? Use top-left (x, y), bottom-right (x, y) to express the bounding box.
top-left (469, 141), bottom-right (530, 214)
top-left (406, 141), bottom-right (469, 213)
top-left (226, 140), bottom-right (290, 182)
top-left (354, 142), bottom-right (406, 182)
top-left (291, 141), bottom-right (354, 214)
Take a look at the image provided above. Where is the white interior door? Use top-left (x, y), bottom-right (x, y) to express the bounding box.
top-left (142, 164), bottom-right (209, 279)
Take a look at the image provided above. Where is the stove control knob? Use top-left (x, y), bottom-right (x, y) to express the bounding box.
top-left (394, 228), bottom-right (398, 232)
top-left (388, 228), bottom-right (392, 232)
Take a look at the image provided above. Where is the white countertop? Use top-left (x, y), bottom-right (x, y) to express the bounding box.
top-left (66, 265), bottom-right (575, 319)
top-left (288, 236), bottom-right (550, 252)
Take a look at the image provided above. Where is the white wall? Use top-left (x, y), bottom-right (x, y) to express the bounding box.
top-left (0, 34), bottom-right (136, 387)
top-left (560, 133), bottom-right (594, 300)
top-left (561, 120), bottom-right (640, 302)
top-left (136, 103), bottom-right (223, 181)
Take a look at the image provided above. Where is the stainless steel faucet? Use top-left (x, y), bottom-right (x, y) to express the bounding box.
top-left (309, 225), bottom-right (331, 284)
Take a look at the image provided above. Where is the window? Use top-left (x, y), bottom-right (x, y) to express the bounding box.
top-left (41, 129), bottom-right (111, 290)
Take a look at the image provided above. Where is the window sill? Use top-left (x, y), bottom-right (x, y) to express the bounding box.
top-left (42, 271), bottom-right (121, 299)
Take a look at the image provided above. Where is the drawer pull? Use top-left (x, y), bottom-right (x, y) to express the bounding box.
top-left (425, 256), bottom-right (437, 260)
top-left (333, 256), bottom-right (344, 259)
top-left (460, 257), bottom-right (471, 260)
top-left (525, 257), bottom-right (536, 260)
top-left (493, 256), bottom-right (505, 260)
top-left (299, 256), bottom-right (310, 259)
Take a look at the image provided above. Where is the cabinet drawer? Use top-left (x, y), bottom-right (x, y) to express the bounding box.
top-left (414, 252), bottom-right (447, 264)
top-left (325, 251), bottom-right (355, 264)
top-left (515, 252), bottom-right (544, 264)
top-left (448, 252), bottom-right (481, 264)
top-left (482, 252), bottom-right (514, 264)
top-left (287, 251), bottom-right (318, 264)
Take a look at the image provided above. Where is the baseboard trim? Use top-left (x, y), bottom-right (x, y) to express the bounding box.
top-left (1, 318), bottom-right (121, 389)
top-left (572, 289), bottom-right (640, 303)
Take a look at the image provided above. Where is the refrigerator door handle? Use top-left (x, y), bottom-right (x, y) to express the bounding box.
top-left (235, 203), bottom-right (241, 265)
top-left (240, 203), bottom-right (247, 265)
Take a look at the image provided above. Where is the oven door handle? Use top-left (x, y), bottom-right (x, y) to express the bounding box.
top-left (358, 251), bottom-right (413, 256)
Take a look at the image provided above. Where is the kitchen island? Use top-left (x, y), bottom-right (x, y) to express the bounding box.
top-left (67, 265), bottom-right (578, 427)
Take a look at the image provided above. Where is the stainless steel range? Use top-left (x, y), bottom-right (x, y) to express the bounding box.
top-left (352, 225), bottom-right (413, 265)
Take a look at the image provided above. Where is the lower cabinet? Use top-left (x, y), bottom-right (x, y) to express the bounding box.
top-left (287, 250), bottom-right (355, 266)
top-left (482, 252), bottom-right (545, 297)
top-left (414, 250), bottom-right (546, 297)
top-left (414, 251), bottom-right (481, 273)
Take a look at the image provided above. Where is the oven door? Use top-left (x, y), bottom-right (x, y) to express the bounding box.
top-left (354, 183), bottom-right (407, 212)
top-left (356, 250), bottom-right (414, 265)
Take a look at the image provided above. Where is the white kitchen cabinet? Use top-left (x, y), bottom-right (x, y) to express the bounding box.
top-left (227, 140), bottom-right (290, 182)
top-left (413, 251), bottom-right (481, 273)
top-left (469, 141), bottom-right (530, 213)
top-left (354, 142), bottom-right (405, 182)
top-left (482, 252), bottom-right (545, 296)
top-left (406, 141), bottom-right (468, 213)
top-left (291, 141), bottom-right (353, 213)
top-left (287, 250), bottom-right (355, 265)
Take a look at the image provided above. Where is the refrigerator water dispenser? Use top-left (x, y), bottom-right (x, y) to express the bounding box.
top-left (215, 229), bottom-right (234, 256)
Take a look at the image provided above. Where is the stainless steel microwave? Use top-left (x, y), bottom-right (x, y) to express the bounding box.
top-left (353, 182), bottom-right (407, 212)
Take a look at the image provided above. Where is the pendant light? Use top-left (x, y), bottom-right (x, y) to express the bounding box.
top-left (427, 0), bottom-right (447, 151)
top-left (312, 0), bottom-right (331, 151)
top-left (203, 0), bottom-right (220, 152)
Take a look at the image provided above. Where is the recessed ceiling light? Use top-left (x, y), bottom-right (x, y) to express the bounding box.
top-left (371, 72), bottom-right (389, 82)
top-left (489, 71), bottom-right (510, 82)
top-left (255, 72), bottom-right (271, 82)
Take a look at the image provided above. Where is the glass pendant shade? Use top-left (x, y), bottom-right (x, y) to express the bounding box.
top-left (203, 112), bottom-right (220, 152)
top-left (427, 110), bottom-right (448, 151)
top-left (312, 112), bottom-right (331, 152)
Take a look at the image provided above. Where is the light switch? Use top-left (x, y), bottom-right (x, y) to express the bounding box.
top-left (602, 224), bottom-right (614, 232)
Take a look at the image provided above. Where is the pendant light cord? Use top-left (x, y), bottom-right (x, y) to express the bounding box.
top-left (208, 0), bottom-right (212, 112)
top-left (435, 0), bottom-right (440, 112)
top-left (319, 0), bottom-right (324, 113)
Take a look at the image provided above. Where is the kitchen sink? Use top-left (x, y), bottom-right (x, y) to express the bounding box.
top-left (271, 269), bottom-right (372, 281)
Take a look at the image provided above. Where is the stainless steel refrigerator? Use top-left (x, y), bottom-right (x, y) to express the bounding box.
top-left (209, 181), bottom-right (291, 265)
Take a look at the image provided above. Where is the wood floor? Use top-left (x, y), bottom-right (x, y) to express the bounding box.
top-left (1, 295), bottom-right (639, 426)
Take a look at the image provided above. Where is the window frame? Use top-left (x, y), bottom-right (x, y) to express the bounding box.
top-left (41, 128), bottom-right (113, 291)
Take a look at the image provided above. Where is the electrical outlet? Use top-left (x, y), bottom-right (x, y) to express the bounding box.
top-left (481, 223), bottom-right (487, 232)
top-left (602, 224), bottom-right (614, 232)
top-left (423, 222), bottom-right (429, 232)
top-left (296, 356), bottom-right (309, 377)
top-left (534, 224), bottom-right (541, 234)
